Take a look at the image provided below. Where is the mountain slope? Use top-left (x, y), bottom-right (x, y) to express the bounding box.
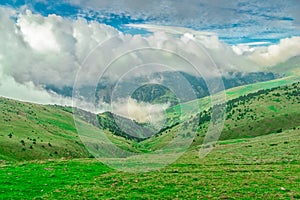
top-left (0, 97), bottom-right (91, 161)
top-left (46, 71), bottom-right (280, 105)
top-left (142, 82), bottom-right (300, 150)
top-left (0, 97), bottom-right (140, 162)
top-left (1, 81), bottom-right (299, 161)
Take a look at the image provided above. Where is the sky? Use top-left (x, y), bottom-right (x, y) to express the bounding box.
top-left (0, 0), bottom-right (300, 109)
top-left (1, 0), bottom-right (300, 44)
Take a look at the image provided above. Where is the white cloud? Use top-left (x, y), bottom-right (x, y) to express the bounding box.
top-left (128, 24), bottom-right (257, 73)
top-left (1, 6), bottom-right (299, 108)
top-left (17, 10), bottom-right (61, 52)
top-left (0, 72), bottom-right (72, 105)
top-left (232, 44), bottom-right (255, 56)
top-left (246, 36), bottom-right (300, 66)
top-left (0, 7), bottom-right (119, 89)
top-left (111, 98), bottom-right (169, 125)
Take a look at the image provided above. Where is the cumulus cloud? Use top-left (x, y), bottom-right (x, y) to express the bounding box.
top-left (18, 11), bottom-right (61, 52)
top-left (125, 24), bottom-right (258, 74)
top-left (246, 37), bottom-right (300, 66)
top-left (232, 44), bottom-right (255, 56)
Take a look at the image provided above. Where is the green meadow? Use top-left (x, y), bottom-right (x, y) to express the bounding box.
top-left (0, 80), bottom-right (299, 199)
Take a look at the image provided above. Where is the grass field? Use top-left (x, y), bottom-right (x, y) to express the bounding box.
top-left (0, 128), bottom-right (299, 199)
top-left (0, 79), bottom-right (300, 199)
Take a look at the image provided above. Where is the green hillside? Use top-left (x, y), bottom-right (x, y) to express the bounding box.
top-left (1, 81), bottom-right (300, 161)
top-left (0, 97), bottom-right (92, 161)
top-left (0, 80), bottom-right (299, 199)
top-left (220, 83), bottom-right (300, 140)
top-left (142, 82), bottom-right (300, 151)
top-left (0, 98), bottom-right (137, 162)
top-left (167, 75), bottom-right (300, 124)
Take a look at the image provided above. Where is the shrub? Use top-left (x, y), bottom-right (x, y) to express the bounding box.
top-left (20, 140), bottom-right (25, 146)
top-left (276, 129), bottom-right (283, 133)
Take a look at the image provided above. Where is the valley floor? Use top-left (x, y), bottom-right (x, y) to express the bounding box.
top-left (1, 129), bottom-right (299, 199)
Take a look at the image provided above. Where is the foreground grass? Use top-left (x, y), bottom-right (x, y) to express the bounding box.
top-left (1, 129), bottom-right (299, 199)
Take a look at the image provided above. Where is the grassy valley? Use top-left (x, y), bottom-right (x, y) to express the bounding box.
top-left (0, 80), bottom-right (299, 199)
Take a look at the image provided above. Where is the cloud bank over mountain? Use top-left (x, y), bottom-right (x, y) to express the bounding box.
top-left (0, 6), bottom-right (299, 106)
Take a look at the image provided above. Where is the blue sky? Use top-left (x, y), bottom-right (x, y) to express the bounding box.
top-left (1, 0), bottom-right (299, 45)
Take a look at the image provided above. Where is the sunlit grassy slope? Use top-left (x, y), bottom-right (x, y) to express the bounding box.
top-left (1, 80), bottom-right (300, 161)
top-left (0, 77), bottom-right (299, 199)
top-left (167, 74), bottom-right (300, 124)
top-left (0, 98), bottom-right (88, 161)
top-left (0, 97), bottom-right (135, 162)
top-left (143, 81), bottom-right (300, 151)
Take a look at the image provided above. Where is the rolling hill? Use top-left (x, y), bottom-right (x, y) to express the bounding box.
top-left (0, 79), bottom-right (299, 199)
top-left (1, 81), bottom-right (300, 161)
top-left (142, 82), bottom-right (300, 151)
top-left (0, 98), bottom-right (137, 161)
